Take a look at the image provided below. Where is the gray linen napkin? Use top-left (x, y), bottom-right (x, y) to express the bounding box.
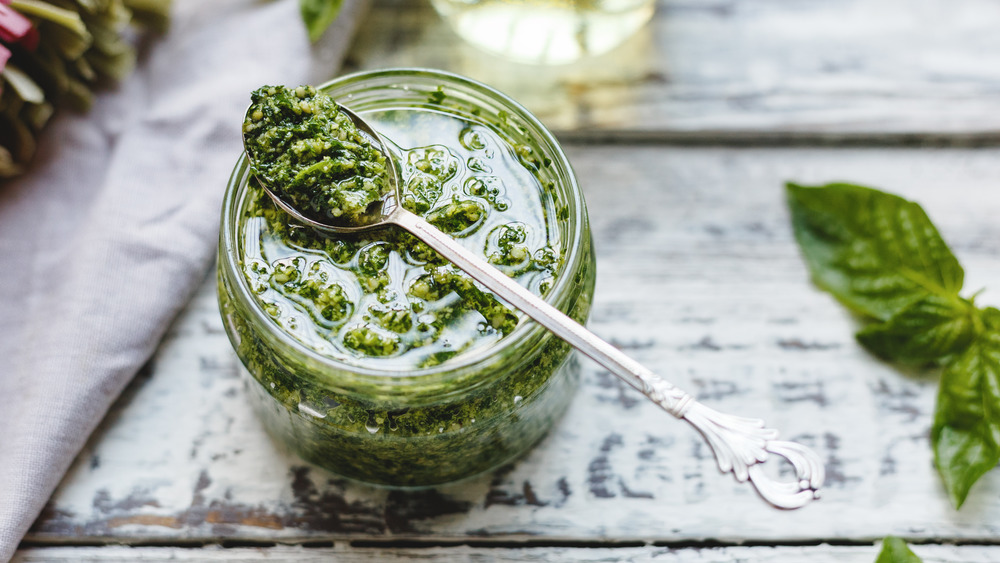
top-left (0, 0), bottom-right (366, 557)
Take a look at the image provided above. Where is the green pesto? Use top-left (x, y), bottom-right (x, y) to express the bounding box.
top-left (219, 79), bottom-right (594, 487)
top-left (218, 267), bottom-right (591, 485)
top-left (242, 85), bottom-right (391, 223)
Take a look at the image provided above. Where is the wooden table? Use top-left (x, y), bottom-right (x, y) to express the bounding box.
top-left (14, 0), bottom-right (1000, 561)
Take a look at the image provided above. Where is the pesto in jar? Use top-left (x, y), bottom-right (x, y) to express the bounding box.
top-left (219, 73), bottom-right (595, 487)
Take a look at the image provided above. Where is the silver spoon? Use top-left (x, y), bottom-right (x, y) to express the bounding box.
top-left (244, 103), bottom-right (825, 510)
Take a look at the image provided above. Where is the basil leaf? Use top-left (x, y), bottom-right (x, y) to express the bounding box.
top-left (299, 0), bottom-right (343, 42)
top-left (933, 307), bottom-right (1000, 508)
top-left (857, 294), bottom-right (978, 363)
top-left (786, 182), bottom-right (964, 321)
top-left (875, 536), bottom-right (923, 563)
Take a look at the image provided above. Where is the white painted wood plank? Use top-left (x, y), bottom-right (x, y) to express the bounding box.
top-left (12, 544), bottom-right (1000, 563)
top-left (26, 148), bottom-right (1000, 543)
top-left (341, 0), bottom-right (1000, 137)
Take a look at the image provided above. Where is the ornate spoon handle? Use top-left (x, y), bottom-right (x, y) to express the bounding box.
top-left (396, 210), bottom-right (824, 509)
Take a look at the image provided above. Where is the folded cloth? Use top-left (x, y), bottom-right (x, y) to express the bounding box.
top-left (0, 0), bottom-right (366, 557)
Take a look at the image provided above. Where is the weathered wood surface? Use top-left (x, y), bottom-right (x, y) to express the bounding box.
top-left (341, 0), bottom-right (1000, 139)
top-left (12, 544), bottom-right (1000, 562)
top-left (22, 147), bottom-right (1000, 548)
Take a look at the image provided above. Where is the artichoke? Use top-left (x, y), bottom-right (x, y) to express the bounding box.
top-left (0, 0), bottom-right (171, 178)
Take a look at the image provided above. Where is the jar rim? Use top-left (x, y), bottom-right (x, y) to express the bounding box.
top-left (220, 67), bottom-right (587, 388)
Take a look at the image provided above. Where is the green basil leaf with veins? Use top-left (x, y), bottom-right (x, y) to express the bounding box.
top-left (786, 182), bottom-right (964, 321)
top-left (299, 0), bottom-right (344, 42)
top-left (875, 536), bottom-right (923, 563)
top-left (932, 307), bottom-right (1000, 508)
top-left (857, 294), bottom-right (979, 363)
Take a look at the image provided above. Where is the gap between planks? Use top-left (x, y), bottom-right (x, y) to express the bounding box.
top-left (12, 544), bottom-right (1000, 563)
top-left (553, 129), bottom-right (1000, 147)
top-left (19, 536), bottom-right (1000, 549)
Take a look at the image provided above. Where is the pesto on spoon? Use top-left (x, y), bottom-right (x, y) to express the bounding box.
top-left (241, 85), bottom-right (825, 510)
top-left (243, 85), bottom-right (392, 224)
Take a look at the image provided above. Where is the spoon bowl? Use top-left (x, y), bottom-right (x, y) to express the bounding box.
top-left (242, 102), bottom-right (400, 234)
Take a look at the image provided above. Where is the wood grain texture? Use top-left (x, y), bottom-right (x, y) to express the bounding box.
top-left (25, 147), bottom-right (1000, 546)
top-left (11, 544), bottom-right (1000, 562)
top-left (339, 0), bottom-right (1000, 139)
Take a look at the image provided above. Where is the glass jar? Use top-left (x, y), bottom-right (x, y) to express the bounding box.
top-left (217, 68), bottom-right (596, 488)
top-left (430, 0), bottom-right (656, 65)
